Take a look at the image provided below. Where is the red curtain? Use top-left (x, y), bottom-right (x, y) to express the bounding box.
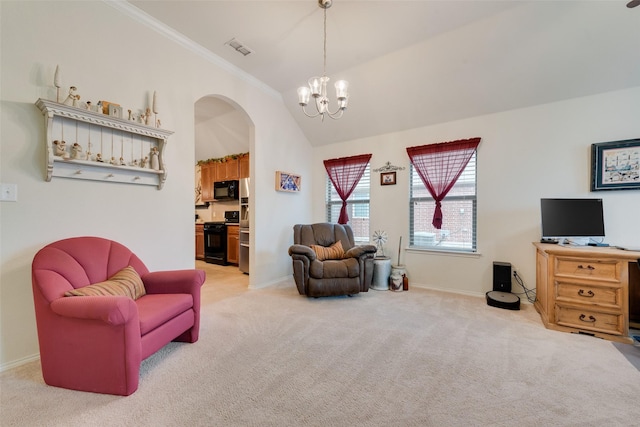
top-left (324, 154), bottom-right (372, 224)
top-left (406, 138), bottom-right (481, 229)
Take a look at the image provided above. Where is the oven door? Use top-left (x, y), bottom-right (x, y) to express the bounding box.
top-left (204, 223), bottom-right (227, 265)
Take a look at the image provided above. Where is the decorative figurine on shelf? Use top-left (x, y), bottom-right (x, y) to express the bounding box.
top-left (62, 86), bottom-right (80, 106)
top-left (150, 147), bottom-right (159, 170)
top-left (109, 157), bottom-right (117, 165)
top-left (141, 156), bottom-right (148, 168)
top-left (53, 140), bottom-right (66, 157)
top-left (144, 108), bottom-right (152, 126)
top-left (119, 157), bottom-right (126, 166)
top-left (86, 150), bottom-right (92, 161)
top-left (128, 109), bottom-right (133, 120)
top-left (131, 159), bottom-right (139, 167)
top-left (85, 101), bottom-right (92, 111)
top-left (95, 153), bottom-right (104, 162)
top-left (71, 143), bottom-right (83, 160)
top-left (156, 119), bottom-right (161, 128)
top-left (96, 101), bottom-right (103, 114)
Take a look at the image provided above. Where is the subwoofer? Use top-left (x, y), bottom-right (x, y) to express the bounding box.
top-left (493, 261), bottom-right (512, 292)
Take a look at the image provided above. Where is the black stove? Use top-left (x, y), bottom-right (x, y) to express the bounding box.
top-left (203, 211), bottom-right (239, 265)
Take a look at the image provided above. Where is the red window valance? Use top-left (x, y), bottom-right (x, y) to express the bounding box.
top-left (406, 138), bottom-right (481, 229)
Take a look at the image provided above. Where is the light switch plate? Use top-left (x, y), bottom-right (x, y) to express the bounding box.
top-left (0, 183), bottom-right (18, 202)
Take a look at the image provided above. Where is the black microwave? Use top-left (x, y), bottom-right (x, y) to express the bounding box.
top-left (213, 180), bottom-right (239, 201)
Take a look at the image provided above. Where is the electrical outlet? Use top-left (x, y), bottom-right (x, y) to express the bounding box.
top-left (0, 183), bottom-right (18, 202)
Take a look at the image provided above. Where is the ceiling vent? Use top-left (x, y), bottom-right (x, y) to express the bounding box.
top-left (225, 38), bottom-right (252, 56)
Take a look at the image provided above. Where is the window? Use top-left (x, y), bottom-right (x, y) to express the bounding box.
top-left (326, 165), bottom-right (370, 243)
top-left (409, 153), bottom-right (477, 251)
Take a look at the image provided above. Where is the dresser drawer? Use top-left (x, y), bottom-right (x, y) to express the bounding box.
top-left (555, 281), bottom-right (623, 309)
top-left (555, 305), bottom-right (624, 335)
top-left (554, 256), bottom-right (621, 282)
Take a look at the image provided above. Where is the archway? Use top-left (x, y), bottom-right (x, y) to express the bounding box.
top-left (194, 95), bottom-right (254, 284)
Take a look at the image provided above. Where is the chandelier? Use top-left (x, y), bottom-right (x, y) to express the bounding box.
top-left (297, 0), bottom-right (349, 121)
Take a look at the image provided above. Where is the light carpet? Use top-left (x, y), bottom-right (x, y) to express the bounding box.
top-left (2, 267), bottom-right (640, 427)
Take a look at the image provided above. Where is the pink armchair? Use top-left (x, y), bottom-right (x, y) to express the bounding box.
top-left (31, 236), bottom-right (205, 396)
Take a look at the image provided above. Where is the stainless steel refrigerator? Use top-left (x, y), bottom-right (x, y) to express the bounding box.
top-left (239, 178), bottom-right (249, 274)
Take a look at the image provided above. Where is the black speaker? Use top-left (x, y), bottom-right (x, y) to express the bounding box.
top-left (493, 262), bottom-right (512, 292)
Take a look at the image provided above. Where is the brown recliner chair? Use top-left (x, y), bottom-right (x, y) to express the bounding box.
top-left (288, 223), bottom-right (377, 297)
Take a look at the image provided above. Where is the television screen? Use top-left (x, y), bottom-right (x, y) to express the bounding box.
top-left (540, 198), bottom-right (605, 238)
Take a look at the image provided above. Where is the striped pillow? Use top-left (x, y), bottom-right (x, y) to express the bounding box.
top-left (310, 240), bottom-right (345, 261)
top-left (65, 266), bottom-right (146, 300)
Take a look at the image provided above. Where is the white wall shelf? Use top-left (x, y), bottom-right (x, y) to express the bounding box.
top-left (35, 98), bottom-right (173, 189)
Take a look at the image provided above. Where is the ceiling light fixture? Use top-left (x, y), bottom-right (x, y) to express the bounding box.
top-left (297, 0), bottom-right (348, 121)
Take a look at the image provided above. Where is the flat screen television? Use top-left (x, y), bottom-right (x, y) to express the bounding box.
top-left (540, 198), bottom-right (605, 241)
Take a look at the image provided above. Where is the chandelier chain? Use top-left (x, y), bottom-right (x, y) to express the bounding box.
top-left (323, 5), bottom-right (327, 77)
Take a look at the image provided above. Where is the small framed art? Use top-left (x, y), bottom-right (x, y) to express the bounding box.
top-left (108, 104), bottom-right (123, 119)
top-left (380, 171), bottom-right (396, 186)
top-left (591, 138), bottom-right (640, 191)
top-left (275, 171), bottom-right (301, 192)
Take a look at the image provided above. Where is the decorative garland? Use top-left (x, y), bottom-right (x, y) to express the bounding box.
top-left (196, 152), bottom-right (249, 166)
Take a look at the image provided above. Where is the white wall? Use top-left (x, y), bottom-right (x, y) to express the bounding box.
top-left (0, 1), bottom-right (313, 369)
top-left (313, 87), bottom-right (640, 296)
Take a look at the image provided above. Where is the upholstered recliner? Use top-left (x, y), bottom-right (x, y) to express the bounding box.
top-left (31, 236), bottom-right (205, 395)
top-left (288, 223), bottom-right (377, 297)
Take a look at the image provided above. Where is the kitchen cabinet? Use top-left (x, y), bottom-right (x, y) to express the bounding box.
top-left (201, 163), bottom-right (214, 202)
top-left (239, 154), bottom-right (249, 178)
top-left (215, 158), bottom-right (239, 181)
top-left (195, 224), bottom-right (205, 260)
top-left (199, 154), bottom-right (248, 200)
top-left (534, 242), bottom-right (640, 344)
top-left (226, 224), bottom-right (239, 264)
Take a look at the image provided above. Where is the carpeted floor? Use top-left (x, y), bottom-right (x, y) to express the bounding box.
top-left (2, 262), bottom-right (639, 426)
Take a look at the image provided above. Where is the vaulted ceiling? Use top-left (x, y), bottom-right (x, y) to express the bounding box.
top-left (128, 1), bottom-right (640, 146)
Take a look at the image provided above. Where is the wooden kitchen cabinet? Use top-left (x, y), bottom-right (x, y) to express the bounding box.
top-left (239, 154), bottom-right (249, 178)
top-left (226, 224), bottom-right (239, 264)
top-left (195, 224), bottom-right (205, 260)
top-left (201, 163), bottom-right (214, 202)
top-left (533, 242), bottom-right (640, 344)
top-left (215, 158), bottom-right (239, 181)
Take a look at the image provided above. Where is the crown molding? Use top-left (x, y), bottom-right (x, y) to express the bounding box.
top-left (104, 0), bottom-right (282, 101)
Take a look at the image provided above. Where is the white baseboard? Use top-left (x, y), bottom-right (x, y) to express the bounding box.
top-left (410, 282), bottom-right (533, 304)
top-left (249, 275), bottom-right (291, 290)
top-left (409, 282), bottom-right (485, 298)
top-left (0, 353), bottom-right (40, 373)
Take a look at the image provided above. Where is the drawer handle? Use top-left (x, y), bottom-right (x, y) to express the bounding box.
top-left (577, 265), bottom-right (595, 271)
top-left (578, 289), bottom-right (595, 298)
top-left (579, 314), bottom-right (596, 323)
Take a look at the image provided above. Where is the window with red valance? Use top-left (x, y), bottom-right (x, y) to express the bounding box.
top-left (323, 154), bottom-right (372, 225)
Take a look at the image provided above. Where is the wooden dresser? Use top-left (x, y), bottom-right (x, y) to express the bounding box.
top-left (534, 243), bottom-right (640, 344)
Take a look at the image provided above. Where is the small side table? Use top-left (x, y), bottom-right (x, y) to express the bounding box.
top-left (371, 257), bottom-right (391, 291)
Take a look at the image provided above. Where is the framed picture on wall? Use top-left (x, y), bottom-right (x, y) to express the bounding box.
top-left (591, 138), bottom-right (640, 191)
top-left (275, 171), bottom-right (301, 192)
top-left (380, 171), bottom-right (396, 186)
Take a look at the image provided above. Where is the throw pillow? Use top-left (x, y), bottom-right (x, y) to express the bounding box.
top-left (310, 240), bottom-right (345, 261)
top-left (64, 266), bottom-right (146, 300)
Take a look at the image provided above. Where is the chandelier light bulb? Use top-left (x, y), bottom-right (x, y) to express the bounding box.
top-left (334, 80), bottom-right (348, 100)
top-left (297, 87), bottom-right (311, 106)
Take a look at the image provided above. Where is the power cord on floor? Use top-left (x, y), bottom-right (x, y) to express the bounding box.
top-left (512, 270), bottom-right (536, 303)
